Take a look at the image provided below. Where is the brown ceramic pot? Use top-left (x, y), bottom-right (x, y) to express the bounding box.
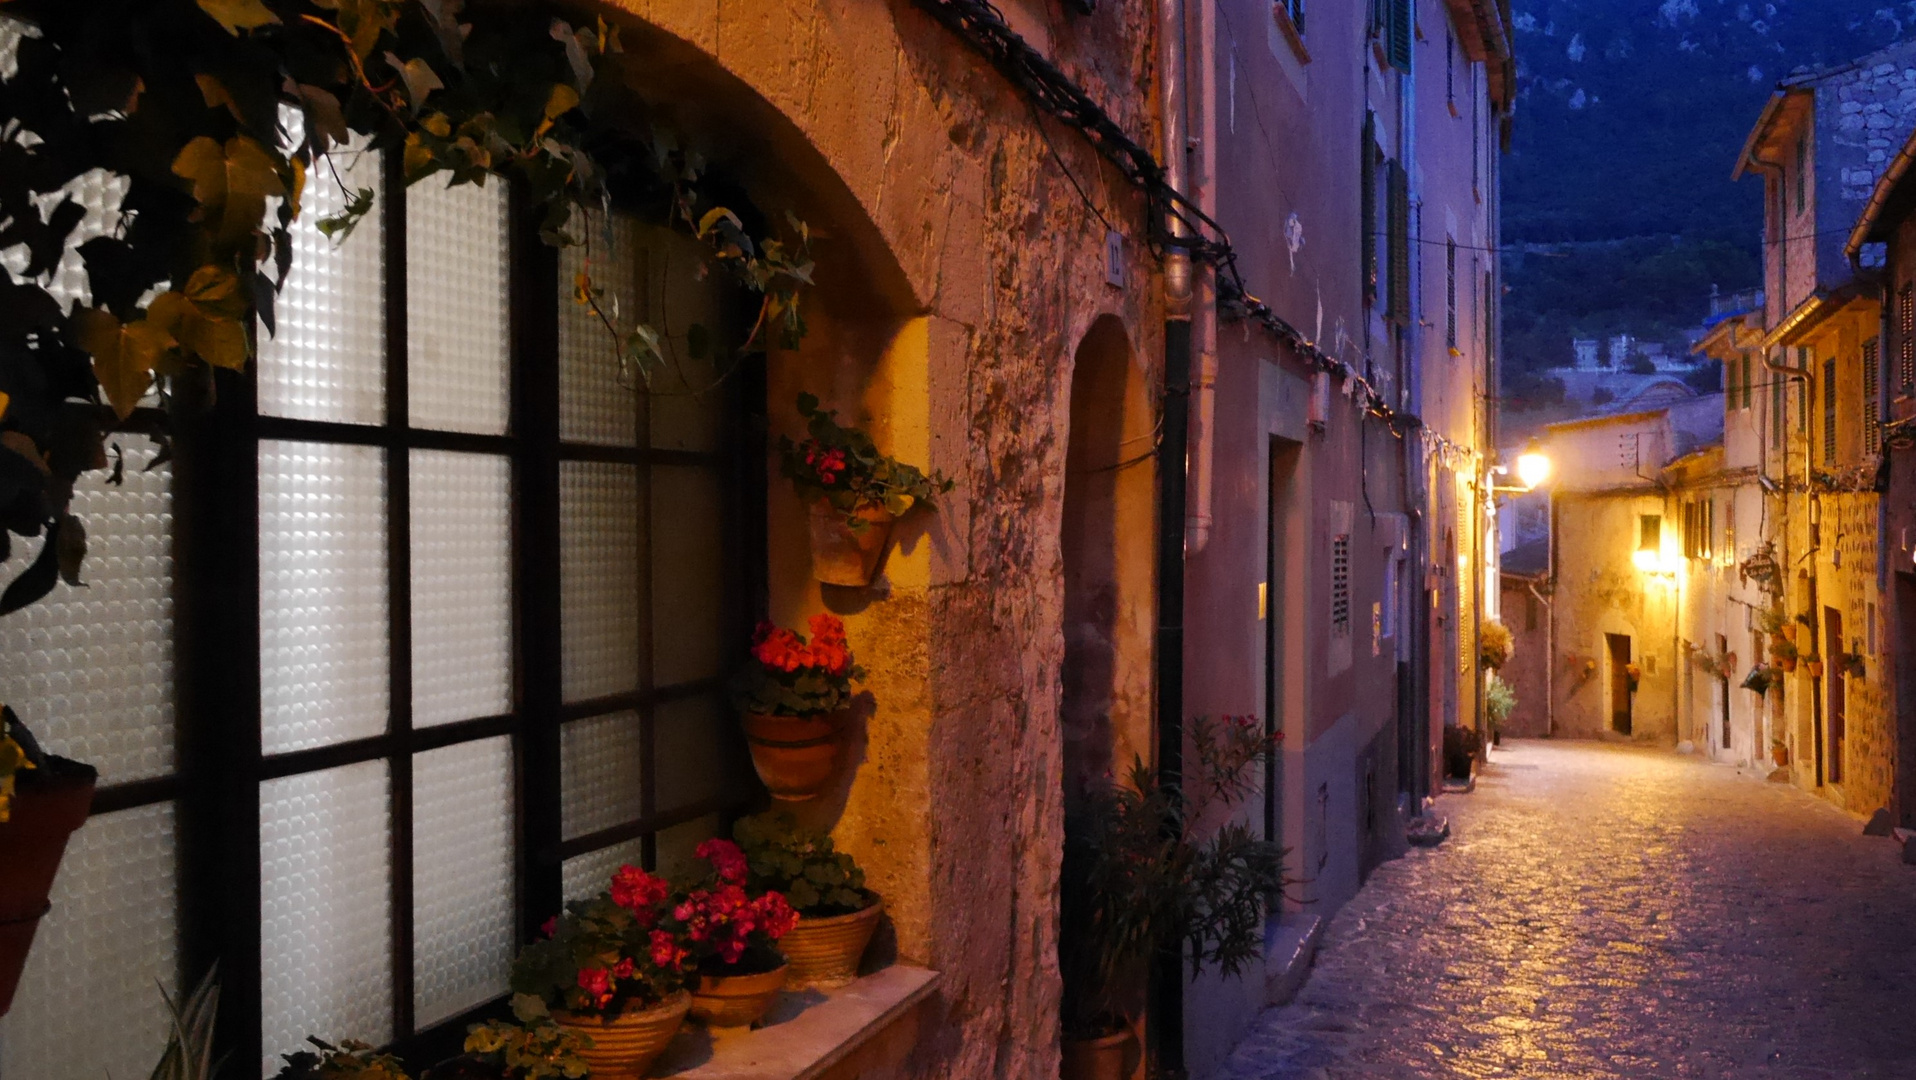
top-left (0, 756), bottom-right (96, 1018)
top-left (808, 500), bottom-right (894, 586)
top-left (552, 992), bottom-right (691, 1080)
top-left (1061, 1026), bottom-right (1139, 1080)
top-left (1772, 744), bottom-right (1790, 767)
top-left (1776, 655), bottom-right (1797, 673)
top-left (780, 897), bottom-right (884, 988)
top-left (741, 711), bottom-right (844, 801)
top-left (1805, 660), bottom-right (1825, 679)
top-left (689, 963), bottom-right (788, 1028)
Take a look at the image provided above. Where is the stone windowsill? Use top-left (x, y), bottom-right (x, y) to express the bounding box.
top-left (651, 965), bottom-right (941, 1080)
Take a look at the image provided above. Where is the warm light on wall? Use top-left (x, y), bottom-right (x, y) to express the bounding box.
top-left (1515, 442), bottom-right (1552, 490)
top-left (1632, 548), bottom-right (1661, 573)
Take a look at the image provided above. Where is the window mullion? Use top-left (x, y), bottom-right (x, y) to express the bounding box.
top-left (385, 150), bottom-right (418, 1043)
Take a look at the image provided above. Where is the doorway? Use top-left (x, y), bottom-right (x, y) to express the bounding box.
top-left (1718, 633), bottom-right (1732, 750)
top-left (1266, 437), bottom-right (1303, 844)
top-left (1826, 606), bottom-right (1846, 785)
top-left (1607, 632), bottom-right (1634, 735)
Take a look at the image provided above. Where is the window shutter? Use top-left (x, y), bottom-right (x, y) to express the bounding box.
top-left (1823, 356), bottom-right (1837, 465)
top-left (1901, 284), bottom-right (1915, 393)
top-left (1387, 0), bottom-right (1412, 71)
top-left (1386, 159), bottom-right (1410, 325)
top-left (1361, 112), bottom-right (1377, 307)
top-left (1864, 337), bottom-right (1881, 454)
top-left (1445, 239), bottom-right (1458, 349)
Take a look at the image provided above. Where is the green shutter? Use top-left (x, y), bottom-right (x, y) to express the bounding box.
top-left (1361, 112), bottom-right (1377, 306)
top-left (1388, 0), bottom-right (1412, 71)
top-left (1387, 159), bottom-right (1410, 325)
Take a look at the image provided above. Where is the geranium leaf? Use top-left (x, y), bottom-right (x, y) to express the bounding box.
top-left (196, 0), bottom-right (280, 34)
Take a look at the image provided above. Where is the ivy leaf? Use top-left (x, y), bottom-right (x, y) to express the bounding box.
top-left (196, 0), bottom-right (280, 34)
top-left (549, 19), bottom-right (594, 93)
top-left (316, 187), bottom-right (374, 242)
top-left (195, 73), bottom-right (244, 122)
top-left (296, 85), bottom-right (350, 152)
top-left (172, 135), bottom-right (287, 246)
top-left (543, 83), bottom-right (580, 120)
top-left (54, 513), bottom-right (85, 587)
top-left (183, 264), bottom-right (246, 317)
top-left (0, 519), bottom-right (61, 616)
top-left (383, 52), bottom-right (443, 114)
top-left (72, 309), bottom-right (173, 419)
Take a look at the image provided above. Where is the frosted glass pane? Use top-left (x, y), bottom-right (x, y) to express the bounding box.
top-left (0, 438), bottom-right (172, 783)
top-left (560, 461), bottom-right (640, 702)
top-left (0, 803), bottom-right (177, 1080)
top-left (259, 442), bottom-right (389, 754)
top-left (562, 837), bottom-right (645, 903)
top-left (408, 177), bottom-right (509, 434)
top-left (651, 465), bottom-right (726, 686)
top-left (411, 450), bottom-right (511, 726)
top-left (414, 737), bottom-right (514, 1026)
top-left (558, 211), bottom-right (642, 446)
top-left (257, 121), bottom-right (384, 425)
top-left (0, 167), bottom-right (132, 315)
top-left (260, 761), bottom-right (392, 1071)
top-left (655, 695), bottom-right (737, 811)
top-left (561, 710), bottom-right (643, 840)
top-left (657, 814), bottom-right (724, 882)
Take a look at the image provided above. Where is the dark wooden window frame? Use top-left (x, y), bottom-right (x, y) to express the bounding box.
top-left (142, 160), bottom-right (769, 1070)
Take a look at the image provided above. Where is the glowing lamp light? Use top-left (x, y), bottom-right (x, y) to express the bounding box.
top-left (1515, 441), bottom-right (1552, 490)
top-left (1632, 548), bottom-right (1661, 573)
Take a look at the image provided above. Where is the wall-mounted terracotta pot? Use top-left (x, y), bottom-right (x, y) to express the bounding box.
top-left (779, 897), bottom-right (884, 988)
top-left (1776, 655), bottom-right (1798, 673)
top-left (689, 963), bottom-right (788, 1028)
top-left (1062, 1025), bottom-right (1140, 1080)
top-left (1805, 659), bottom-right (1824, 679)
top-left (742, 711), bottom-right (845, 801)
top-left (552, 992), bottom-right (690, 1080)
top-left (0, 756), bottom-right (96, 1018)
top-left (808, 500), bottom-right (894, 586)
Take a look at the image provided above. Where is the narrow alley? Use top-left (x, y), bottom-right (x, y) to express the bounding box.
top-left (1217, 741), bottom-right (1916, 1080)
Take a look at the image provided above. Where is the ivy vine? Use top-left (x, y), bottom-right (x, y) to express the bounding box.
top-left (0, 0), bottom-right (812, 616)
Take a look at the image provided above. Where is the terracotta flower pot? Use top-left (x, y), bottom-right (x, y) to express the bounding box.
top-left (808, 500), bottom-right (894, 587)
top-left (1806, 661), bottom-right (1824, 679)
top-left (1061, 1025), bottom-right (1139, 1080)
top-left (1777, 656), bottom-right (1797, 673)
top-left (742, 711), bottom-right (845, 801)
top-left (1772, 744), bottom-right (1790, 767)
top-left (552, 991), bottom-right (692, 1080)
top-left (689, 963), bottom-right (788, 1028)
top-left (779, 897), bottom-right (884, 988)
top-left (0, 756), bottom-right (96, 1018)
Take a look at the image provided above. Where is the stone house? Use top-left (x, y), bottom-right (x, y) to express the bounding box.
top-left (0, 1), bottom-right (1507, 1078)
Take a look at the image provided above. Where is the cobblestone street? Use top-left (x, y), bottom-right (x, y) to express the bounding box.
top-left (1216, 740), bottom-right (1916, 1080)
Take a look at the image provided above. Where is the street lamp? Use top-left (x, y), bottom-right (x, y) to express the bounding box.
top-left (1515, 440), bottom-right (1552, 491)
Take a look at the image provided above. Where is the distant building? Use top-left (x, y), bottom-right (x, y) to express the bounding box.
top-left (1573, 338), bottom-right (1600, 369)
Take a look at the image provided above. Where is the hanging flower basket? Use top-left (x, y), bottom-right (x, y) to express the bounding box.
top-left (1740, 666), bottom-right (1775, 695)
top-left (741, 711), bottom-right (847, 801)
top-left (733, 616), bottom-right (864, 801)
top-left (806, 500), bottom-right (894, 587)
top-left (780, 394), bottom-right (951, 588)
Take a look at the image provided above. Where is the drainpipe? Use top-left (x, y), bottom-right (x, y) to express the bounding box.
top-left (1152, 0), bottom-right (1192, 1069)
top-left (1184, 0), bottom-right (1219, 553)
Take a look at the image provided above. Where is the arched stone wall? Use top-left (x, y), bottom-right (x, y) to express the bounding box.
top-left (588, 5), bottom-right (1165, 1076)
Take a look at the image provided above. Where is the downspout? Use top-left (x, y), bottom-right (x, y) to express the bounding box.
top-left (1546, 491), bottom-right (1559, 736)
top-left (1185, 0), bottom-right (1219, 552)
top-left (1152, 0), bottom-right (1192, 1070)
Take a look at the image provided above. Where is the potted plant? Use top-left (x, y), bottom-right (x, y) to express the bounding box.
top-left (1479, 620), bottom-right (1513, 670)
top-left (1741, 665), bottom-right (1775, 695)
top-left (670, 838), bottom-right (798, 1028)
top-left (271, 1037), bottom-right (411, 1079)
top-left (779, 393), bottom-right (953, 586)
top-left (463, 995), bottom-right (593, 1080)
top-left (1059, 716), bottom-right (1286, 1080)
top-left (733, 614), bottom-right (864, 801)
top-left (1770, 637), bottom-right (1799, 673)
top-left (1443, 724), bottom-right (1482, 780)
top-left (1838, 649), bottom-right (1867, 680)
top-left (1484, 673), bottom-right (1517, 746)
top-left (1771, 737), bottom-right (1790, 768)
top-left (1802, 652), bottom-right (1824, 679)
top-left (1623, 662), bottom-right (1642, 693)
top-left (0, 706), bottom-right (96, 1018)
top-left (733, 812), bottom-right (883, 988)
top-left (510, 865), bottom-right (693, 1080)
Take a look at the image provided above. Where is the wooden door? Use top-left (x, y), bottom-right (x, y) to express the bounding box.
top-left (1607, 632), bottom-right (1633, 735)
top-left (1827, 606), bottom-right (1846, 784)
top-left (1718, 633), bottom-right (1732, 749)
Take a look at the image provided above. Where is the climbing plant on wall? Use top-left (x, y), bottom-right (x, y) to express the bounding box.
top-left (0, 0), bottom-right (813, 613)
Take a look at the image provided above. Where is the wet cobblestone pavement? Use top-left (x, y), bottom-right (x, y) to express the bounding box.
top-left (1215, 740), bottom-right (1916, 1080)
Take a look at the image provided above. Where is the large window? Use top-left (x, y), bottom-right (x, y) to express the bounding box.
top-left (0, 144), bottom-right (759, 1076)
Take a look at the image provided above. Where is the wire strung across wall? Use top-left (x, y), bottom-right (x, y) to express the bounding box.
top-left (909, 0), bottom-right (1482, 471)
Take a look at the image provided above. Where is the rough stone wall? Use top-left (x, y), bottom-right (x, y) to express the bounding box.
top-left (596, 4), bottom-right (1165, 1077)
top-left (1817, 40), bottom-right (1916, 282)
top-left (1497, 578), bottom-right (1550, 737)
top-left (1548, 493), bottom-right (1680, 744)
